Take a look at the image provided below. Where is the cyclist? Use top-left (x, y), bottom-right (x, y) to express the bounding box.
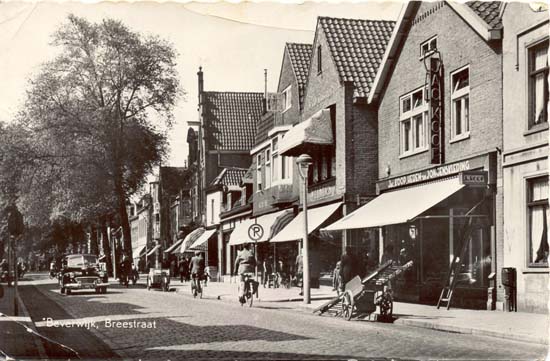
top-left (189, 251), bottom-right (205, 297)
top-left (233, 242), bottom-right (256, 303)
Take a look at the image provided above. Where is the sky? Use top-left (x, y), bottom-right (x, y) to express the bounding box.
top-left (0, 0), bottom-right (402, 167)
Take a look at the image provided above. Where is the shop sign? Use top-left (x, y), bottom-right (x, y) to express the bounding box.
top-left (378, 155), bottom-right (488, 192)
top-left (459, 171), bottom-right (488, 187)
top-left (307, 183), bottom-right (336, 204)
top-left (429, 56), bottom-right (444, 164)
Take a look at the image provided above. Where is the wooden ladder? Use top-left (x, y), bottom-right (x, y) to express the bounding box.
top-left (437, 216), bottom-right (475, 310)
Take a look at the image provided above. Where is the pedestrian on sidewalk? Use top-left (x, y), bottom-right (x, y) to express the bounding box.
top-left (332, 261), bottom-right (341, 293)
top-left (262, 256), bottom-right (273, 288)
top-left (179, 257), bottom-right (189, 283)
top-left (339, 247), bottom-right (359, 292)
top-left (295, 250), bottom-right (303, 295)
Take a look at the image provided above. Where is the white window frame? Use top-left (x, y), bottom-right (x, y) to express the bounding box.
top-left (271, 137), bottom-right (279, 183)
top-left (282, 86), bottom-right (292, 113)
top-left (275, 133), bottom-right (293, 185)
top-left (420, 36), bottom-right (437, 59)
top-left (526, 175), bottom-right (549, 268)
top-left (450, 65), bottom-right (470, 142)
top-left (399, 87), bottom-right (429, 157)
top-left (256, 153), bottom-right (263, 192)
top-left (527, 39), bottom-right (549, 130)
top-left (265, 148), bottom-right (271, 189)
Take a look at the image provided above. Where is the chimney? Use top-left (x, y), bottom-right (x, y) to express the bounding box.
top-left (263, 69), bottom-right (268, 114)
top-left (197, 66), bottom-right (204, 104)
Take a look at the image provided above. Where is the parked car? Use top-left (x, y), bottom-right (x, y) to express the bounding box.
top-left (59, 254), bottom-right (109, 295)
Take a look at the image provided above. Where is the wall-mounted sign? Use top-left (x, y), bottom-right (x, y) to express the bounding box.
top-left (377, 154), bottom-right (488, 192)
top-left (428, 56), bottom-right (444, 165)
top-left (307, 181), bottom-right (336, 204)
top-left (459, 171), bottom-right (488, 187)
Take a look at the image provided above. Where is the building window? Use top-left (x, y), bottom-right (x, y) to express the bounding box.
top-left (400, 87), bottom-right (428, 155)
top-left (528, 176), bottom-right (549, 267)
top-left (317, 45), bottom-right (322, 74)
top-left (420, 36), bottom-right (437, 58)
top-left (256, 153), bottom-right (263, 192)
top-left (265, 148), bottom-right (271, 189)
top-left (528, 40), bottom-right (548, 128)
top-left (451, 66), bottom-right (470, 140)
top-left (282, 86), bottom-right (292, 112)
top-left (210, 199), bottom-right (214, 224)
top-left (272, 138), bottom-right (279, 182)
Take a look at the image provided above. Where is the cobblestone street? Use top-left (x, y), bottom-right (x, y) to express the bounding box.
top-left (12, 275), bottom-right (547, 360)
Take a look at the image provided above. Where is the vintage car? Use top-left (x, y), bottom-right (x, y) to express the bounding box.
top-left (59, 254), bottom-right (109, 295)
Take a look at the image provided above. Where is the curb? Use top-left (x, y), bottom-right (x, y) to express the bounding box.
top-left (393, 318), bottom-right (547, 345)
top-left (16, 291), bottom-right (48, 360)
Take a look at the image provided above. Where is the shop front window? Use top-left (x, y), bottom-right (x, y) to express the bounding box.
top-left (527, 176), bottom-right (549, 267)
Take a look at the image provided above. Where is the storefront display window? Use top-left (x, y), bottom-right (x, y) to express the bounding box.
top-left (527, 176), bottom-right (549, 267)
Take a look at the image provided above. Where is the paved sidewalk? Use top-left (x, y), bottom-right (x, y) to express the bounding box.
top-left (170, 278), bottom-right (549, 346)
top-left (299, 297), bottom-right (550, 346)
top-left (0, 283), bottom-right (47, 359)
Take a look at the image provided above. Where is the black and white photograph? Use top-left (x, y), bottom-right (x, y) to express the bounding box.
top-left (0, 1), bottom-right (548, 360)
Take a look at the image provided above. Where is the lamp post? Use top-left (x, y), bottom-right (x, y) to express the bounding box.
top-left (296, 154), bottom-right (313, 304)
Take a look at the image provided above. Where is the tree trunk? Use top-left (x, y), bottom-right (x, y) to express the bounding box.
top-left (100, 218), bottom-right (112, 276)
top-left (117, 192), bottom-right (132, 257)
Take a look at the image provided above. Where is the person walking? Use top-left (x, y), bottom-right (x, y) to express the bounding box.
top-left (295, 251), bottom-right (304, 295)
top-left (339, 247), bottom-right (359, 292)
top-left (262, 256), bottom-right (273, 288)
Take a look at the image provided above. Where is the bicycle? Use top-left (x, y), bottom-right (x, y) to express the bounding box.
top-left (239, 273), bottom-right (258, 307)
top-left (191, 273), bottom-right (203, 299)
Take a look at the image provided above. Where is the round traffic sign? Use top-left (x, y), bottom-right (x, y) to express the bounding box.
top-left (248, 223), bottom-right (264, 242)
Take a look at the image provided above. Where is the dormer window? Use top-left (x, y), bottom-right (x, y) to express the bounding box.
top-left (420, 36), bottom-right (437, 59)
top-left (282, 86), bottom-right (292, 112)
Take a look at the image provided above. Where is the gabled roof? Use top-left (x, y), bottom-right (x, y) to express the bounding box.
top-left (318, 17), bottom-right (396, 99)
top-left (210, 167), bottom-right (248, 189)
top-left (368, 1), bottom-right (503, 104)
top-left (203, 92), bottom-right (264, 151)
top-left (286, 43), bottom-right (312, 108)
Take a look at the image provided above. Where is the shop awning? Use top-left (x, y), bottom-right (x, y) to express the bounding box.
top-left (228, 210), bottom-right (287, 246)
top-left (279, 109), bottom-right (333, 156)
top-left (323, 178), bottom-right (465, 231)
top-left (132, 245), bottom-right (146, 259)
top-left (164, 239), bottom-right (183, 254)
top-left (180, 228), bottom-right (205, 253)
top-left (189, 229), bottom-right (217, 251)
top-left (270, 202), bottom-right (342, 243)
top-left (146, 245), bottom-right (160, 257)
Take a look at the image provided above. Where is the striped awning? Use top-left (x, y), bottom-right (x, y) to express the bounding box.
top-left (164, 238), bottom-right (184, 253)
top-left (180, 228), bottom-right (205, 253)
top-left (132, 245), bottom-right (146, 259)
top-left (189, 229), bottom-right (217, 251)
top-left (228, 210), bottom-right (287, 246)
top-left (146, 245), bottom-right (160, 257)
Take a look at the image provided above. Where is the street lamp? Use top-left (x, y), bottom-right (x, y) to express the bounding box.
top-left (296, 154), bottom-right (313, 304)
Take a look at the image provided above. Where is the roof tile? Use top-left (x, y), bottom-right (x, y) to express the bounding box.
top-left (319, 17), bottom-right (395, 98)
top-left (203, 92), bottom-right (264, 151)
top-left (466, 1), bottom-right (503, 28)
top-left (286, 43), bottom-right (312, 109)
top-left (211, 167), bottom-right (248, 188)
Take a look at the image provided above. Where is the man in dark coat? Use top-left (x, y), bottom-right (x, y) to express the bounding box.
top-left (339, 247), bottom-right (359, 291)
